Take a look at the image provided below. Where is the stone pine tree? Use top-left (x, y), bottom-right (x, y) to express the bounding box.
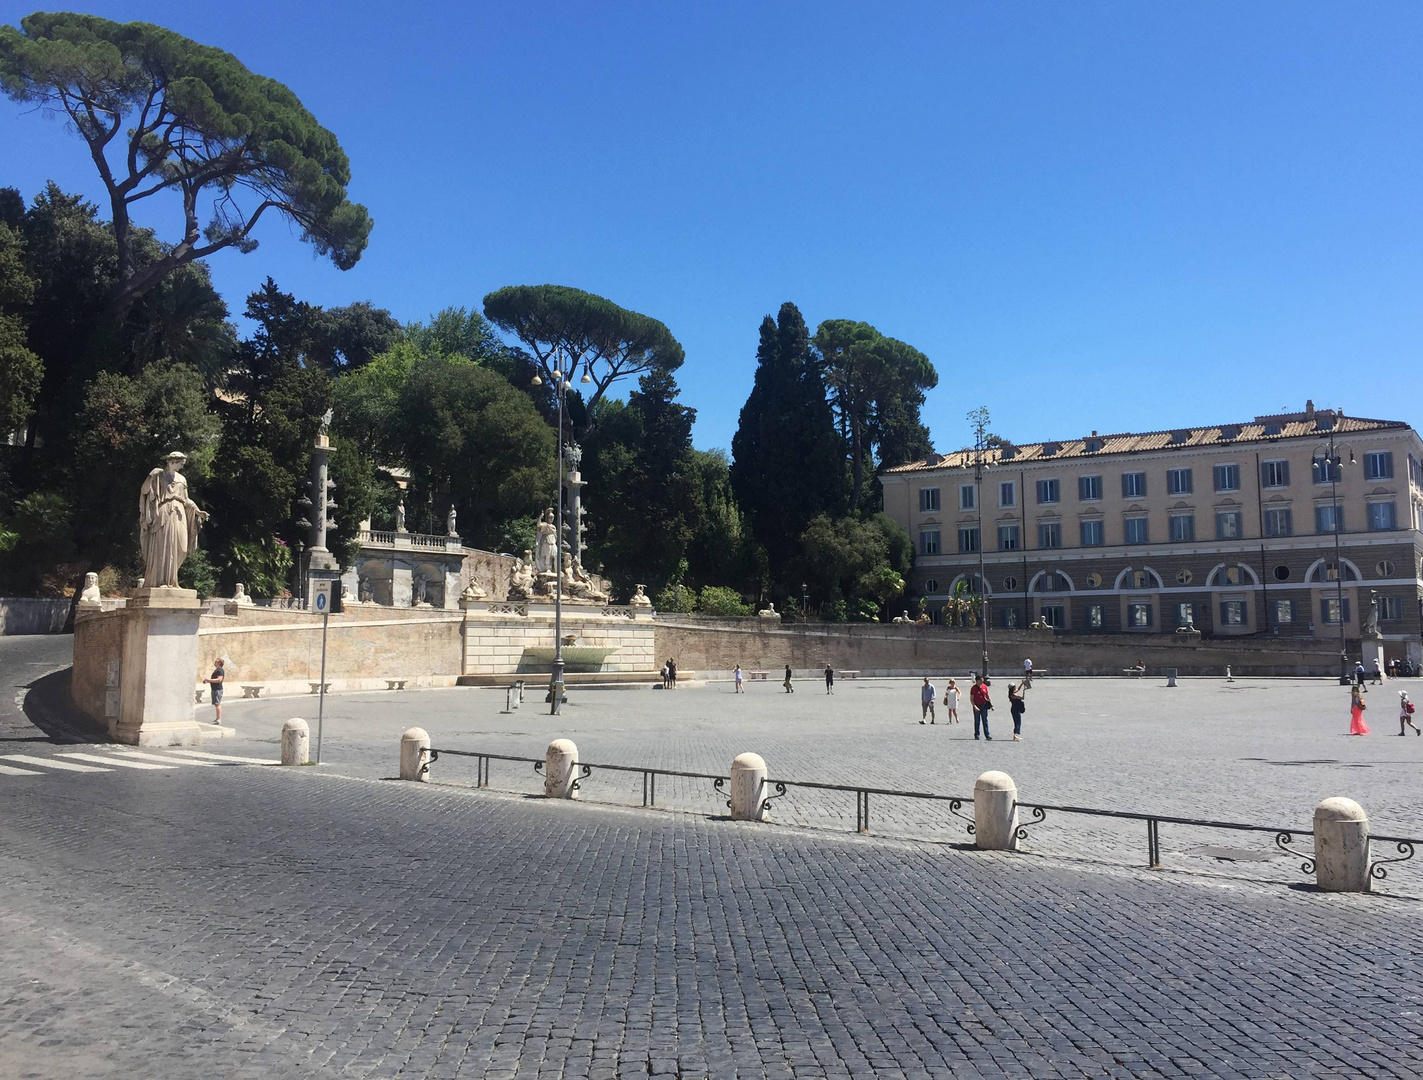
top-left (730, 302), bottom-right (848, 589)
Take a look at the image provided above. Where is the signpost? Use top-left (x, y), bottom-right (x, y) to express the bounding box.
top-left (312, 579), bottom-right (332, 763)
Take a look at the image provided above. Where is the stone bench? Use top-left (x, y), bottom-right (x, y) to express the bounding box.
top-left (1123, 668), bottom-right (1146, 678)
top-left (385, 680), bottom-right (408, 691)
top-left (241, 685), bottom-right (263, 698)
top-left (309, 682), bottom-right (332, 694)
top-left (839, 670), bottom-right (860, 679)
top-left (748, 670), bottom-right (770, 681)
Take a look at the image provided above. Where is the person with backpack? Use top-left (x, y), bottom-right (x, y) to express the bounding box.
top-left (970, 675), bottom-right (993, 740)
top-left (1008, 680), bottom-right (1027, 741)
top-left (1400, 691), bottom-right (1420, 736)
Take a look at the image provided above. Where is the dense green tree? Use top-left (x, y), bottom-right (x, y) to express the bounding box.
top-left (312, 302), bottom-right (402, 374)
top-left (813, 319), bottom-right (937, 514)
top-left (730, 303), bottom-right (847, 588)
top-left (797, 512), bottom-right (911, 621)
top-left (685, 448), bottom-right (761, 595)
top-left (0, 12), bottom-right (372, 311)
top-left (0, 216), bottom-right (41, 434)
top-left (483, 285), bottom-right (684, 434)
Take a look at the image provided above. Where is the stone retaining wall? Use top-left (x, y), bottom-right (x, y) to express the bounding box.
top-left (1, 597), bottom-right (71, 635)
top-left (653, 618), bottom-right (1348, 677)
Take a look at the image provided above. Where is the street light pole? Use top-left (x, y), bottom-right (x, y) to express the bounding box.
top-left (1315, 431), bottom-right (1354, 686)
top-left (968, 406), bottom-right (991, 680)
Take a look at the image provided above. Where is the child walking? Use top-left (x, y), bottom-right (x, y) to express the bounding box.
top-left (1400, 691), bottom-right (1420, 735)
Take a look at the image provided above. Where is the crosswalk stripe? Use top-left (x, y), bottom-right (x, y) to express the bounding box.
top-left (0, 763), bottom-right (43, 776)
top-left (1, 754), bottom-right (111, 773)
top-left (114, 750), bottom-right (217, 767)
top-left (57, 752), bottom-right (176, 771)
top-left (167, 749), bottom-right (276, 765)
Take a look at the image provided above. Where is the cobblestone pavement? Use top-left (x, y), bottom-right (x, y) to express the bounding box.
top-left (209, 673), bottom-right (1423, 891)
top-left (2, 755), bottom-right (1423, 1079)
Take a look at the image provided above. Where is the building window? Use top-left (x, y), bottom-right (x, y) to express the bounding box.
top-left (1169, 514), bottom-right (1195, 542)
top-left (1001, 608), bottom-right (1019, 629)
top-left (1367, 501), bottom-right (1397, 531)
top-left (1261, 460), bottom-right (1290, 488)
top-left (1321, 597), bottom-right (1351, 625)
top-left (1220, 600), bottom-right (1247, 626)
top-left (1274, 564), bottom-right (1290, 581)
top-left (1167, 468), bottom-right (1193, 496)
top-left (1079, 519), bottom-right (1104, 546)
top-left (1003, 575), bottom-right (1019, 591)
top-left (1313, 455), bottom-right (1342, 484)
top-left (1087, 604), bottom-right (1103, 629)
top-left (1223, 566), bottom-right (1243, 585)
top-left (1381, 596), bottom-right (1404, 622)
top-left (1365, 451), bottom-right (1394, 480)
top-left (1377, 560), bottom-right (1395, 577)
top-left (999, 480), bottom-right (1016, 507)
top-left (1122, 472), bottom-right (1146, 499)
top-left (1176, 569), bottom-right (1193, 585)
top-left (1176, 602), bottom-right (1195, 626)
top-left (1078, 475), bottom-right (1102, 501)
top-left (1213, 464), bottom-right (1240, 492)
top-left (919, 529), bottom-right (941, 555)
top-left (1216, 511), bottom-right (1242, 539)
top-left (1127, 603), bottom-right (1154, 628)
top-left (919, 487), bottom-right (940, 512)
top-left (958, 526), bottom-right (980, 553)
top-left (1038, 522), bottom-right (1062, 548)
top-left (1039, 604), bottom-right (1065, 628)
top-left (1264, 507), bottom-right (1293, 537)
top-left (998, 524), bottom-right (1020, 551)
top-left (1273, 599), bottom-right (1295, 625)
top-left (1123, 517), bottom-right (1149, 545)
top-left (959, 484), bottom-right (976, 511)
top-left (1086, 573), bottom-right (1102, 587)
top-left (1037, 478), bottom-right (1060, 504)
top-left (924, 578), bottom-right (939, 593)
top-left (1315, 504), bottom-right (1343, 534)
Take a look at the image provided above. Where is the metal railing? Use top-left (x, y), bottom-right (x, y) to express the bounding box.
top-left (420, 746), bottom-right (1420, 885)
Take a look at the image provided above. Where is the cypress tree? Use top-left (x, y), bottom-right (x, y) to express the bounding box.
top-left (730, 302), bottom-right (847, 588)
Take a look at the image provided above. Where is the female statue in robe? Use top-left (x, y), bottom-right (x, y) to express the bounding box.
top-left (138, 452), bottom-right (207, 588)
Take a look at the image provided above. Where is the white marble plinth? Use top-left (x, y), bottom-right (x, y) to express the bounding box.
top-left (112, 589), bottom-right (206, 746)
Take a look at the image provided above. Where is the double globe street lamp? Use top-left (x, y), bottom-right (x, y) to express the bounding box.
top-left (531, 361), bottom-right (592, 715)
top-left (1311, 434), bottom-right (1356, 686)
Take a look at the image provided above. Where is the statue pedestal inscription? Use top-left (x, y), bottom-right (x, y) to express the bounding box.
top-left (114, 587), bottom-right (206, 746)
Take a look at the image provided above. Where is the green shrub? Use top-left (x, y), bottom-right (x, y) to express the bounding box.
top-left (698, 585), bottom-right (750, 616)
top-left (653, 583), bottom-right (697, 613)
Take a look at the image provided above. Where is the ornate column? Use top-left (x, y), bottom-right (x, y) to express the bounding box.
top-left (301, 411), bottom-right (341, 609)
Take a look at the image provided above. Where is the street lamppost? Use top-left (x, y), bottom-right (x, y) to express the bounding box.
top-left (1312, 433), bottom-right (1355, 685)
top-left (967, 406), bottom-right (991, 680)
top-left (801, 582), bottom-right (808, 620)
top-left (531, 360), bottom-right (592, 715)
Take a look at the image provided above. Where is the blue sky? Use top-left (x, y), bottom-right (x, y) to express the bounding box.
top-left (2, 2), bottom-right (1421, 455)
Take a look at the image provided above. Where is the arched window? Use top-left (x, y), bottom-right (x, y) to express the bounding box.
top-left (1206, 563), bottom-right (1261, 588)
top-left (1113, 566), bottom-right (1163, 590)
top-left (1029, 570), bottom-right (1075, 593)
top-left (1305, 558), bottom-right (1361, 583)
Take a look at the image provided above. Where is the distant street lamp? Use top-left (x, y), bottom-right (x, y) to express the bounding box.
top-left (967, 406), bottom-right (991, 680)
top-left (1312, 433), bottom-right (1355, 686)
top-left (801, 582), bottom-right (808, 620)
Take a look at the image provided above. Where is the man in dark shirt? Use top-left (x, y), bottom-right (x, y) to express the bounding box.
top-left (203, 657), bottom-right (225, 724)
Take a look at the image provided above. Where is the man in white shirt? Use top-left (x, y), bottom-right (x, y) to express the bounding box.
top-left (1023, 657), bottom-right (1033, 688)
top-left (920, 677), bottom-right (936, 724)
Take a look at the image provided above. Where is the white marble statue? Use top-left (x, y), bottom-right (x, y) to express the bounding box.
top-left (461, 579), bottom-right (487, 602)
top-left (414, 575), bottom-right (430, 606)
top-left (447, 505), bottom-right (458, 536)
top-left (138, 452), bottom-right (207, 589)
top-left (79, 572), bottom-right (101, 602)
top-left (357, 577), bottom-right (374, 604)
top-left (509, 550), bottom-right (537, 600)
top-left (534, 508), bottom-right (557, 574)
top-left (630, 584), bottom-right (652, 607)
top-left (232, 583), bottom-right (255, 606)
top-left (395, 500), bottom-right (407, 533)
top-left (757, 601), bottom-right (780, 619)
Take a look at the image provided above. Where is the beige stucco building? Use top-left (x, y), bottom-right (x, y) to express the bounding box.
top-left (881, 403), bottom-right (1423, 665)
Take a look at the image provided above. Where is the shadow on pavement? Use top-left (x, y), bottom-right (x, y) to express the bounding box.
top-left (10, 666), bottom-right (111, 745)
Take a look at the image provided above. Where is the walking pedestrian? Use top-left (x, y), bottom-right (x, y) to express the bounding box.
top-left (1354, 661), bottom-right (1367, 689)
top-left (203, 657), bottom-right (225, 725)
top-left (1349, 683), bottom-right (1370, 735)
top-left (970, 675), bottom-right (993, 740)
top-left (783, 665), bottom-right (795, 693)
top-left (734, 664), bottom-right (744, 693)
top-left (668, 657), bottom-right (678, 689)
top-left (1400, 691), bottom-right (1420, 736)
top-left (661, 661), bottom-right (670, 690)
top-left (1373, 657), bottom-right (1384, 685)
top-left (920, 676), bottom-right (936, 724)
top-left (1022, 657), bottom-right (1033, 688)
top-left (943, 678), bottom-right (960, 723)
top-left (1008, 680), bottom-right (1026, 741)
top-left (824, 665), bottom-right (834, 694)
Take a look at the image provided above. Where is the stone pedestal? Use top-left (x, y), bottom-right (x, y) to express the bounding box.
top-left (113, 588), bottom-right (206, 746)
top-left (1363, 635), bottom-right (1386, 682)
top-left (974, 770), bottom-right (1020, 851)
top-left (400, 727), bottom-right (430, 781)
top-left (282, 718), bottom-right (310, 766)
top-left (545, 739), bottom-right (579, 799)
top-left (730, 753), bottom-right (769, 821)
top-left (1313, 797), bottom-right (1370, 892)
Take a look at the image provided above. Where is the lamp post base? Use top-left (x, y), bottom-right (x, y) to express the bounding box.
top-left (549, 659), bottom-right (566, 714)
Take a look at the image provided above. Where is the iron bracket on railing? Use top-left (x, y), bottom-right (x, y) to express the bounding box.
top-left (533, 760), bottom-right (544, 775)
top-left (1015, 804), bottom-right (1047, 842)
top-left (420, 748), bottom-right (440, 778)
top-left (947, 797), bottom-right (975, 837)
top-left (761, 780), bottom-right (789, 814)
top-left (1274, 830), bottom-right (1315, 876)
top-left (1370, 839), bottom-right (1416, 882)
top-left (571, 763), bottom-right (592, 792)
top-left (855, 790), bottom-right (870, 834)
top-left (714, 776), bottom-right (730, 809)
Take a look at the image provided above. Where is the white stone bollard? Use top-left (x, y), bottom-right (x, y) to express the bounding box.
top-left (399, 727), bottom-right (431, 782)
top-left (974, 771), bottom-right (1020, 851)
top-left (281, 718), bottom-right (310, 766)
top-left (729, 752), bottom-right (769, 821)
top-left (1313, 797), bottom-right (1370, 892)
top-left (545, 739), bottom-right (579, 799)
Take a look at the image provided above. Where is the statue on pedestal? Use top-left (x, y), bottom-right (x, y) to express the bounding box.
top-left (232, 583), bottom-right (255, 606)
top-left (138, 451), bottom-right (207, 588)
top-left (395, 500), bottom-right (407, 533)
top-left (630, 584), bottom-right (652, 607)
top-left (79, 572), bottom-right (101, 602)
top-left (534, 508), bottom-right (557, 574)
top-left (447, 505), bottom-right (458, 536)
top-left (509, 550), bottom-right (537, 601)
